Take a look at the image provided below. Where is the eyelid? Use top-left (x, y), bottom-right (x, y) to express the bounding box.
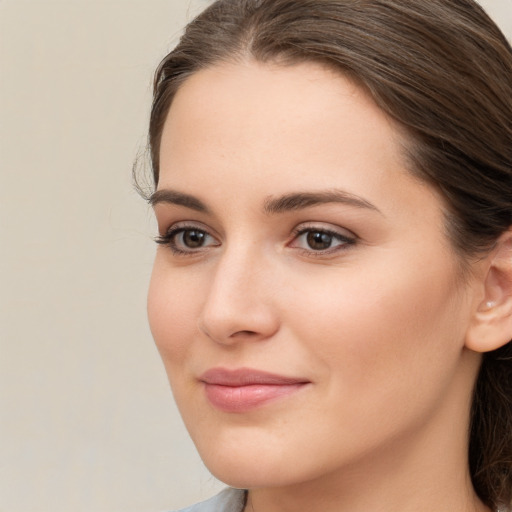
top-left (158, 219), bottom-right (206, 235)
top-left (290, 221), bottom-right (357, 240)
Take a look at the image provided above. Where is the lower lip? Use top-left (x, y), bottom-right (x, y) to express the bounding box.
top-left (204, 383), bottom-right (307, 413)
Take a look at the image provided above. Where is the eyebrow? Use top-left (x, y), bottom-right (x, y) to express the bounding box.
top-left (149, 189), bottom-right (209, 213)
top-left (263, 190), bottom-right (382, 215)
top-left (149, 188), bottom-right (381, 216)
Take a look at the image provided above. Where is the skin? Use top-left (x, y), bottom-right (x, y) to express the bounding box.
top-left (148, 60), bottom-right (490, 512)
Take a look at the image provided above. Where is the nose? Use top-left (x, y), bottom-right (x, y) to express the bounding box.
top-left (198, 246), bottom-right (280, 345)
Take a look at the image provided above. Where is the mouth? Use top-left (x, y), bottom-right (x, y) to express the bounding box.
top-left (199, 367), bottom-right (310, 413)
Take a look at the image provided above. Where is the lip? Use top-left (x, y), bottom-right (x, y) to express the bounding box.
top-left (199, 367), bottom-right (310, 413)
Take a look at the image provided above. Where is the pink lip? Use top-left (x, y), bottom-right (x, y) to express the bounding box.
top-left (199, 368), bottom-right (310, 413)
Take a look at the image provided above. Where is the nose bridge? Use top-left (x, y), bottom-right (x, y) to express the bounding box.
top-left (199, 241), bottom-right (278, 343)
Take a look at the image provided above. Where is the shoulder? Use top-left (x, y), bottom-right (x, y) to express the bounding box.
top-left (171, 488), bottom-right (246, 512)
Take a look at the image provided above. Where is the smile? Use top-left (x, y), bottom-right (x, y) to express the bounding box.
top-left (199, 368), bottom-right (310, 413)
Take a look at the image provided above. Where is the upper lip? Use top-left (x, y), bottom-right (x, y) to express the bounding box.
top-left (199, 367), bottom-right (310, 386)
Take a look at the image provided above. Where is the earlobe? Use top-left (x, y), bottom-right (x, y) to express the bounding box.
top-left (465, 230), bottom-right (512, 353)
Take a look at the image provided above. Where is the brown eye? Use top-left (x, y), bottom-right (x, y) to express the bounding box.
top-left (289, 226), bottom-right (356, 255)
top-left (156, 225), bottom-right (219, 254)
top-left (181, 229), bottom-right (207, 248)
top-left (306, 231), bottom-right (334, 250)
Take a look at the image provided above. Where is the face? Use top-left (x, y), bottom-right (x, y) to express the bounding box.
top-left (148, 61), bottom-right (481, 491)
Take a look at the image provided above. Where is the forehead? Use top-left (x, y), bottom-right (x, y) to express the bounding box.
top-left (160, 60), bottom-right (407, 192)
top-left (164, 60), bottom-right (391, 140)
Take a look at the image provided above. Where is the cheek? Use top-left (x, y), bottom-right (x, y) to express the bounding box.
top-left (147, 258), bottom-right (200, 367)
top-left (281, 254), bottom-right (467, 404)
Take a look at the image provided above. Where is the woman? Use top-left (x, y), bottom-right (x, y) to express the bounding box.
top-left (140, 1), bottom-right (512, 511)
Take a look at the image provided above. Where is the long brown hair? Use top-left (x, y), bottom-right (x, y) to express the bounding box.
top-left (144, 1), bottom-right (512, 509)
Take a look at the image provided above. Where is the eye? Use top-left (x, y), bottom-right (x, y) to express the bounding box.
top-left (304, 231), bottom-right (337, 251)
top-left (290, 226), bottom-right (356, 254)
top-left (156, 224), bottom-right (219, 255)
top-left (178, 229), bottom-right (208, 248)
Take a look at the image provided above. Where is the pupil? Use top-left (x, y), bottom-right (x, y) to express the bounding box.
top-left (183, 230), bottom-right (205, 248)
top-left (307, 231), bottom-right (332, 250)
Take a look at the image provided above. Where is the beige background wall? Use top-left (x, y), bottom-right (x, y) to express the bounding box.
top-left (1, 1), bottom-right (511, 511)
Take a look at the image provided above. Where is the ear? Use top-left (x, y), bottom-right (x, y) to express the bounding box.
top-left (465, 229), bottom-right (512, 353)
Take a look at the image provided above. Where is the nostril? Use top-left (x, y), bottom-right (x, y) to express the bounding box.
top-left (231, 330), bottom-right (258, 338)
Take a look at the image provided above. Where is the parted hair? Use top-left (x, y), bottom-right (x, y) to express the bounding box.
top-left (146, 1), bottom-right (512, 509)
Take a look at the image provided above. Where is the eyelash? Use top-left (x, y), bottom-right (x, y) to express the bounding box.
top-left (155, 224), bottom-right (217, 256)
top-left (289, 226), bottom-right (357, 256)
top-left (155, 224), bottom-right (357, 257)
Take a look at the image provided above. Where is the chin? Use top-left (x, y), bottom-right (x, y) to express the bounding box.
top-left (190, 428), bottom-right (298, 489)
top-left (192, 428), bottom-right (340, 491)
top-left (203, 455), bottom-right (296, 490)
